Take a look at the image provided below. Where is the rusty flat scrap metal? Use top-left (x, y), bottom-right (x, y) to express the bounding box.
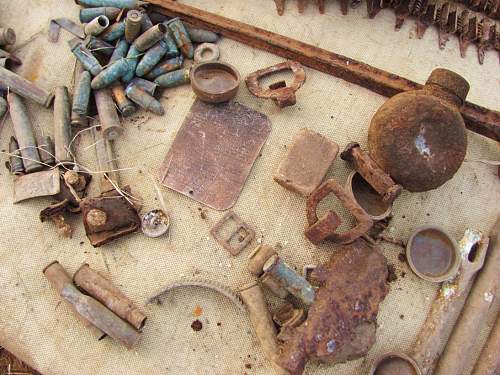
top-left (49, 18), bottom-right (86, 42)
top-left (159, 99), bottom-right (271, 210)
top-left (148, 0), bottom-right (500, 141)
top-left (13, 168), bottom-right (61, 203)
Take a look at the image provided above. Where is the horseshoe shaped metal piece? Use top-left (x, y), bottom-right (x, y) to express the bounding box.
top-left (305, 179), bottom-right (373, 245)
top-left (245, 61), bottom-right (306, 108)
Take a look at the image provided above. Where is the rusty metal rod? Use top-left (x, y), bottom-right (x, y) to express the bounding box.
top-left (148, 0), bottom-right (500, 141)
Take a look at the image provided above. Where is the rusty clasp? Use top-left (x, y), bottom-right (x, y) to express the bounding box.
top-left (305, 179), bottom-right (373, 245)
top-left (245, 61), bottom-right (306, 108)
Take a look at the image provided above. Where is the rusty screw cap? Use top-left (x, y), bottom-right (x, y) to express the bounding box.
top-left (87, 209), bottom-right (107, 227)
top-left (426, 68), bottom-right (470, 103)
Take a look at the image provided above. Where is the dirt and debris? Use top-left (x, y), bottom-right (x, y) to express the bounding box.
top-left (387, 264), bottom-right (398, 283)
top-left (191, 319), bottom-right (203, 332)
top-left (398, 252), bottom-right (407, 263)
top-left (0, 347), bottom-right (40, 375)
top-left (245, 363), bottom-right (252, 369)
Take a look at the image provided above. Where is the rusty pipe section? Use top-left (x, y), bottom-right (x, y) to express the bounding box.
top-left (435, 218), bottom-right (500, 375)
top-left (148, 0), bottom-right (500, 141)
top-left (0, 66), bottom-right (53, 107)
top-left (73, 263), bottom-right (147, 330)
top-left (471, 313), bottom-right (500, 375)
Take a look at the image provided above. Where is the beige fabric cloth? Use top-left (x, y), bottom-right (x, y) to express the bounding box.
top-left (0, 0), bottom-right (499, 374)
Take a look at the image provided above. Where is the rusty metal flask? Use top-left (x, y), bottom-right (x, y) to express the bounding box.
top-left (368, 68), bottom-right (469, 192)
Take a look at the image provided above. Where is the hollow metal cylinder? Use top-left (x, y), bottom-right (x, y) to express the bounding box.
top-left (0, 66), bottom-right (53, 107)
top-left (80, 7), bottom-right (121, 23)
top-left (53, 87), bottom-right (73, 165)
top-left (84, 16), bottom-right (110, 36)
top-left (94, 88), bottom-right (123, 140)
top-left (0, 28), bottom-right (16, 46)
top-left (168, 18), bottom-right (194, 59)
top-left (186, 26), bottom-right (219, 43)
top-left (74, 263), bottom-right (147, 331)
top-left (7, 93), bottom-right (42, 173)
top-left (69, 39), bottom-right (102, 76)
top-left (72, 71), bottom-right (92, 115)
top-left (154, 67), bottom-right (190, 88)
top-left (87, 36), bottom-right (114, 57)
top-left (145, 55), bottom-right (183, 80)
top-left (39, 135), bottom-right (56, 166)
top-left (133, 23), bottom-right (167, 52)
top-left (127, 78), bottom-right (158, 96)
top-left (109, 39), bottom-right (129, 64)
top-left (125, 10), bottom-right (143, 43)
top-left (110, 82), bottom-right (136, 117)
top-left (100, 21), bottom-right (125, 42)
top-left (125, 85), bottom-right (164, 115)
top-left (91, 58), bottom-right (131, 90)
top-left (75, 0), bottom-right (138, 8)
top-left (9, 137), bottom-right (24, 175)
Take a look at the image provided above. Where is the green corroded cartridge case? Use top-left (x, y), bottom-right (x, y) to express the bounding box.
top-left (263, 255), bottom-right (316, 305)
top-left (141, 13), bottom-right (154, 32)
top-left (0, 28), bottom-right (16, 47)
top-left (145, 55), bottom-right (183, 80)
top-left (186, 26), bottom-right (219, 43)
top-left (84, 15), bottom-right (110, 36)
top-left (69, 39), bottom-right (102, 76)
top-left (9, 137), bottom-right (24, 175)
top-left (121, 45), bottom-right (141, 83)
top-left (39, 135), bottom-right (55, 166)
top-left (53, 86), bottom-right (73, 165)
top-left (72, 71), bottom-right (92, 115)
top-left (75, 0), bottom-right (138, 8)
top-left (91, 58), bottom-right (131, 90)
top-left (100, 21), bottom-right (125, 42)
top-left (168, 18), bottom-right (194, 59)
top-left (125, 85), bottom-right (164, 115)
top-left (0, 96), bottom-right (7, 118)
top-left (109, 39), bottom-right (129, 64)
top-left (7, 93), bottom-right (43, 173)
top-left (163, 28), bottom-right (179, 58)
top-left (154, 67), bottom-right (190, 88)
top-left (125, 10), bottom-right (142, 43)
top-left (80, 7), bottom-right (121, 23)
top-left (135, 32), bottom-right (178, 77)
top-left (94, 88), bottom-right (123, 140)
top-left (87, 36), bottom-right (114, 57)
top-left (127, 78), bottom-right (157, 96)
top-left (133, 23), bottom-right (167, 52)
top-left (110, 81), bottom-right (136, 117)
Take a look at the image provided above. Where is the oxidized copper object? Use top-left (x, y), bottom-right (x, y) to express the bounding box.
top-left (210, 211), bottom-right (255, 256)
top-left (245, 61), bottom-right (306, 108)
top-left (278, 239), bottom-right (389, 375)
top-left (368, 69), bottom-right (469, 192)
top-left (305, 179), bottom-right (373, 245)
top-left (159, 100), bottom-right (271, 210)
top-left (341, 142), bottom-right (402, 203)
top-left (190, 61), bottom-right (240, 103)
top-left (149, 1), bottom-right (500, 141)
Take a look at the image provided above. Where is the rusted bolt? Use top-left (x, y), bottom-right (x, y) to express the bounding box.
top-left (86, 209), bottom-right (107, 227)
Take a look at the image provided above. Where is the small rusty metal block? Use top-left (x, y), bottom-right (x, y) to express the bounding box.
top-left (245, 61), bottom-right (306, 108)
top-left (274, 128), bottom-right (339, 196)
top-left (13, 168), bottom-right (61, 203)
top-left (210, 211), bottom-right (255, 256)
top-left (305, 179), bottom-right (373, 245)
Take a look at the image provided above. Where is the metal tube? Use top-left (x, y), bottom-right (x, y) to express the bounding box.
top-left (100, 21), bottom-right (125, 42)
top-left (92, 126), bottom-right (119, 193)
top-left (73, 263), bottom-right (147, 330)
top-left (39, 135), bottom-right (55, 166)
top-left (133, 23), bottom-right (167, 52)
top-left (247, 244), bottom-right (276, 276)
top-left (8, 137), bottom-right (24, 175)
top-left (125, 10), bottom-right (143, 43)
top-left (84, 16), bottom-right (110, 36)
top-left (79, 7), bottom-right (121, 23)
top-left (53, 87), bottom-right (73, 165)
top-left (471, 313), bottom-right (500, 375)
top-left (0, 66), bottom-right (53, 107)
top-left (110, 82), bottom-right (136, 117)
top-left (7, 92), bottom-right (42, 173)
top-left (72, 71), bottom-right (92, 115)
top-left (148, 0), bottom-right (500, 141)
top-left (125, 85), bottom-right (164, 115)
top-left (75, 0), bottom-right (138, 8)
top-left (154, 67), bottom-right (190, 88)
top-left (94, 88), bottom-right (123, 140)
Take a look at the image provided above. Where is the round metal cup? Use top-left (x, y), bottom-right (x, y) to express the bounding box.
top-left (190, 61), bottom-right (240, 103)
top-left (370, 352), bottom-right (421, 375)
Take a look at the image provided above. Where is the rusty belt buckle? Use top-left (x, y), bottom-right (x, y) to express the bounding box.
top-left (210, 211), bottom-right (255, 256)
top-left (305, 179), bottom-right (373, 245)
top-left (245, 61), bottom-right (306, 108)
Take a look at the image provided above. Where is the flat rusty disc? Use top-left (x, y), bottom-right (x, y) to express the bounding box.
top-left (159, 100), bottom-right (271, 210)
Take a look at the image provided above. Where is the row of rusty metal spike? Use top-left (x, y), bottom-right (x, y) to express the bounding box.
top-left (273, 0), bottom-right (500, 64)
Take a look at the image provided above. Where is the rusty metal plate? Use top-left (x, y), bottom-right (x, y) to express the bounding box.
top-left (13, 168), bottom-right (61, 203)
top-left (159, 100), bottom-right (271, 210)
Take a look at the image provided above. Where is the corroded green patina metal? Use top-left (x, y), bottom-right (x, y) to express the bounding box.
top-left (121, 45), bottom-right (141, 83)
top-left (125, 85), bottom-right (164, 115)
top-left (69, 39), bottom-right (102, 76)
top-left (154, 67), bottom-right (190, 88)
top-left (76, 0), bottom-right (138, 9)
top-left (91, 58), bottom-right (131, 90)
top-left (135, 31), bottom-right (178, 77)
top-left (168, 18), bottom-right (194, 59)
top-left (72, 71), bottom-right (92, 115)
top-left (145, 55), bottom-right (183, 80)
top-left (109, 38), bottom-right (129, 64)
top-left (100, 21), bottom-right (125, 42)
top-left (80, 7), bottom-right (121, 23)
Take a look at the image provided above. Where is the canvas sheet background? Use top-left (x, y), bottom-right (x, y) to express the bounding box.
top-left (0, 0), bottom-right (499, 374)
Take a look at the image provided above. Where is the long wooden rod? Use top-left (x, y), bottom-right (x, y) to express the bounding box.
top-left (149, 0), bottom-right (499, 141)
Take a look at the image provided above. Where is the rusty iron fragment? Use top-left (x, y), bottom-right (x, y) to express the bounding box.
top-left (49, 18), bottom-right (85, 42)
top-left (148, 0), bottom-right (500, 141)
top-left (273, 303), bottom-right (307, 329)
top-left (210, 211), bottom-right (255, 256)
top-left (110, 82), bottom-right (136, 117)
top-left (40, 199), bottom-right (73, 238)
top-left (305, 179), bottom-right (373, 245)
top-left (245, 61), bottom-right (306, 108)
top-left (53, 86), bottom-right (73, 165)
top-left (13, 168), bottom-right (61, 203)
top-left (471, 313), bottom-right (500, 375)
top-left (341, 142), bottom-right (402, 203)
top-left (94, 88), bottom-right (123, 140)
top-left (0, 66), bottom-right (53, 107)
top-left (159, 100), bottom-right (271, 210)
top-left (278, 239), bottom-right (389, 375)
top-left (80, 7), bottom-right (121, 23)
top-left (274, 128), bottom-right (339, 196)
top-left (248, 244), bottom-right (277, 276)
top-left (92, 127), bottom-right (119, 193)
top-left (73, 264), bottom-right (147, 331)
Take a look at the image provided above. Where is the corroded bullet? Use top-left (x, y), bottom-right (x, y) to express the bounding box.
top-left (75, 0), bottom-right (138, 8)
top-left (91, 58), bottom-right (131, 90)
top-left (73, 263), bottom-right (147, 331)
top-left (135, 32), bottom-right (178, 77)
top-left (110, 81), bottom-right (136, 117)
top-left (39, 135), bottom-right (55, 166)
top-left (53, 86), bottom-right (73, 165)
top-left (145, 55), bottom-right (183, 80)
top-left (141, 12), bottom-right (154, 32)
top-left (125, 10), bottom-right (143, 43)
top-left (87, 36), bottom-right (114, 57)
top-left (84, 15), bottom-right (110, 36)
top-left (0, 96), bottom-right (7, 118)
top-left (9, 137), bottom-right (24, 175)
top-left (121, 45), bottom-right (141, 83)
top-left (133, 23), bottom-right (167, 52)
top-left (72, 71), bottom-right (92, 115)
top-left (0, 28), bottom-right (16, 46)
top-left (127, 77), bottom-right (157, 96)
top-left (186, 26), bottom-right (219, 43)
top-left (94, 88), bottom-right (123, 140)
top-left (154, 67), bottom-right (190, 88)
top-left (80, 7), bottom-right (121, 23)
top-left (100, 21), bottom-right (125, 42)
top-left (7, 93), bottom-right (43, 173)
top-left (0, 66), bottom-right (53, 107)
top-left (263, 255), bottom-right (316, 305)
top-left (69, 38), bottom-right (102, 76)
top-left (168, 18), bottom-right (194, 59)
top-left (125, 85), bottom-right (164, 115)
top-left (109, 38), bottom-right (129, 64)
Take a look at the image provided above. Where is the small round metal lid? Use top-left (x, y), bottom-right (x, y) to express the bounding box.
top-left (141, 209), bottom-right (170, 238)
